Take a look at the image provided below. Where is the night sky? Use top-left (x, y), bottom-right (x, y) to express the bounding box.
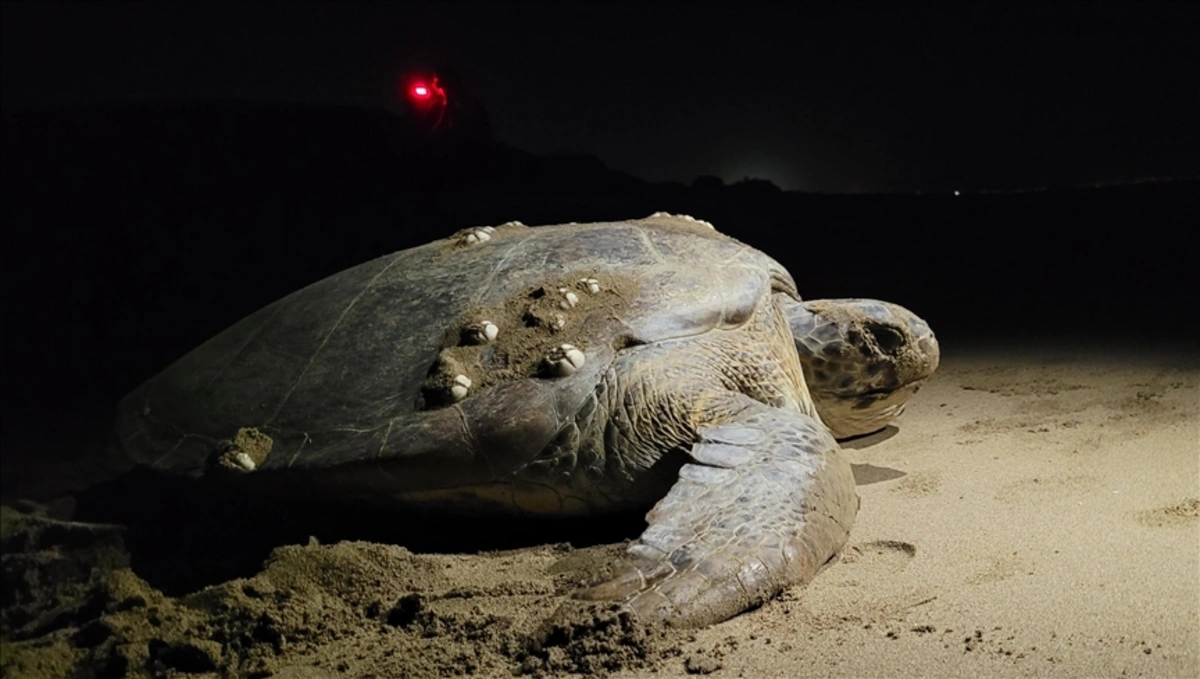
top-left (3, 1), bottom-right (1198, 193)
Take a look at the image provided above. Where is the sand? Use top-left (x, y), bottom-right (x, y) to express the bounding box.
top-left (2, 343), bottom-right (1197, 678)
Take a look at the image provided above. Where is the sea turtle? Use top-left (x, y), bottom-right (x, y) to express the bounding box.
top-left (115, 213), bottom-right (939, 627)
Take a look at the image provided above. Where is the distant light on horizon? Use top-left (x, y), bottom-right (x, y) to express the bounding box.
top-left (718, 157), bottom-right (808, 192)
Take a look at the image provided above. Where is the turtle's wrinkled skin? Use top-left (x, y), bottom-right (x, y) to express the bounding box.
top-left (116, 213), bottom-right (938, 628)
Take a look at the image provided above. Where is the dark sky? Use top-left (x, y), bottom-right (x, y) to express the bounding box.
top-left (3, 1), bottom-right (1198, 193)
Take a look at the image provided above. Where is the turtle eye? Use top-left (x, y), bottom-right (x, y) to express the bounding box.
top-left (865, 323), bottom-right (906, 354)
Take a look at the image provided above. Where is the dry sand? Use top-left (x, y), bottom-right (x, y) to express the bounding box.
top-left (2, 344), bottom-right (1198, 678)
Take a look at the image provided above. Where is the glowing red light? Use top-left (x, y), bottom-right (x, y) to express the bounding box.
top-left (411, 84), bottom-right (431, 98)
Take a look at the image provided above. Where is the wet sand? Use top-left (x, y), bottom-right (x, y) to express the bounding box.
top-left (2, 343), bottom-right (1197, 678)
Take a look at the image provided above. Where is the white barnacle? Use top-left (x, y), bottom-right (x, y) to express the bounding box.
top-left (450, 374), bottom-right (473, 401)
top-left (577, 278), bottom-right (601, 294)
top-left (677, 213), bottom-right (716, 230)
top-left (456, 226), bottom-right (495, 246)
top-left (557, 287), bottom-right (579, 309)
top-left (232, 452), bottom-right (256, 472)
top-left (552, 314), bottom-right (566, 330)
top-left (465, 320), bottom-right (499, 344)
top-left (645, 211), bottom-right (715, 230)
top-left (541, 344), bottom-right (586, 377)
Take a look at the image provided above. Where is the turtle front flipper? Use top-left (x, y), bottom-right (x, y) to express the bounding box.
top-left (785, 298), bottom-right (940, 439)
top-left (575, 397), bottom-right (857, 627)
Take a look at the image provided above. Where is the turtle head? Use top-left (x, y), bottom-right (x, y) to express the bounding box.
top-left (784, 298), bottom-right (940, 440)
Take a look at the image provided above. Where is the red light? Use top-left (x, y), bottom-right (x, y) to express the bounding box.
top-left (402, 75), bottom-right (447, 127)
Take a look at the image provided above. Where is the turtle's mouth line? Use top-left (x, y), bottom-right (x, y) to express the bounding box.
top-left (816, 386), bottom-right (908, 400)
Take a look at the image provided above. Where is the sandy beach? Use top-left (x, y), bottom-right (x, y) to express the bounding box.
top-left (647, 343), bottom-right (1199, 678)
top-left (2, 342), bottom-right (1197, 678)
